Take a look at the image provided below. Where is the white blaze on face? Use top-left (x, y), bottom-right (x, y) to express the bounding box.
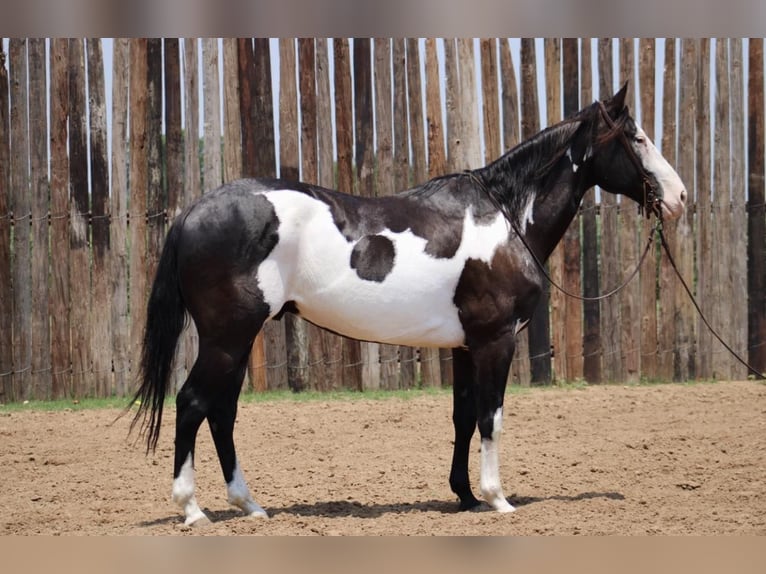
top-left (633, 125), bottom-right (687, 220)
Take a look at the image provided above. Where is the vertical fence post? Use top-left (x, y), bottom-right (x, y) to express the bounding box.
top-left (618, 38), bottom-right (640, 382)
top-left (730, 38), bottom-right (748, 379)
top-left (0, 40), bottom-right (12, 401)
top-left (29, 38), bottom-right (50, 399)
top-left (712, 39), bottom-right (733, 379)
top-left (354, 38), bottom-right (382, 391)
top-left (316, 38), bottom-right (345, 390)
top-left (10, 39), bottom-right (31, 400)
top-left (374, 38), bottom-right (401, 390)
top-left (747, 38), bottom-right (766, 374)
top-left (111, 38), bottom-right (130, 397)
top-left (251, 38), bottom-right (285, 391)
top-left (598, 38), bottom-right (621, 383)
top-left (69, 38), bottom-right (93, 397)
top-left (253, 38), bottom-right (277, 178)
top-left (676, 38), bottom-right (698, 381)
top-left (408, 38), bottom-right (440, 388)
top-left (278, 38), bottom-right (309, 392)
top-left (392, 38), bottom-right (415, 389)
top-left (334, 38), bottom-right (362, 390)
top-left (499, 38), bottom-right (530, 386)
top-left (128, 38), bottom-right (149, 397)
top-left (580, 38), bottom-right (602, 384)
top-left (427, 38), bottom-right (453, 388)
top-left (299, 37), bottom-right (330, 392)
top-left (163, 38), bottom-right (185, 392)
top-left (658, 38), bottom-right (678, 381)
top-left (521, 38), bottom-right (551, 385)
top-left (87, 38), bottom-right (112, 397)
top-left (638, 38), bottom-right (658, 382)
top-left (181, 38), bottom-right (201, 385)
top-left (544, 38), bottom-right (565, 383)
top-left (562, 37), bottom-right (583, 382)
top-left (49, 40), bottom-right (72, 399)
top-left (696, 39), bottom-right (713, 380)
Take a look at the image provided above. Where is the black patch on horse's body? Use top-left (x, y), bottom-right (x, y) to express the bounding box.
top-left (350, 234), bottom-right (396, 282)
top-left (177, 184), bottom-right (281, 331)
top-left (453, 247), bottom-right (542, 347)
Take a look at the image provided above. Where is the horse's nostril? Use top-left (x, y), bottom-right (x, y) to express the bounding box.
top-left (680, 189), bottom-right (688, 204)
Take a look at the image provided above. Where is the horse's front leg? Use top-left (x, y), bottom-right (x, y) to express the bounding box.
top-left (472, 334), bottom-right (516, 513)
top-left (449, 348), bottom-right (482, 510)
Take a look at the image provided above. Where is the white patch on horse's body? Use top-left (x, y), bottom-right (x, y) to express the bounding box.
top-left (480, 408), bottom-right (515, 513)
top-left (172, 453), bottom-right (209, 526)
top-left (227, 459), bottom-right (268, 518)
top-left (256, 190), bottom-right (510, 347)
top-left (566, 148), bottom-right (579, 173)
top-left (632, 125), bottom-right (686, 219)
top-left (520, 193), bottom-right (536, 233)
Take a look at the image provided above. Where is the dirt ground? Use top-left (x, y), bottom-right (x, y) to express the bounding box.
top-left (1, 381), bottom-right (764, 535)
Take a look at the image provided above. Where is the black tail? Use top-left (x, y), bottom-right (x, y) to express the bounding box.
top-left (129, 219), bottom-right (188, 453)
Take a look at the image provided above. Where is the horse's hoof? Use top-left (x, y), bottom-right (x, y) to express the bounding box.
top-left (458, 498), bottom-right (482, 512)
top-left (494, 502), bottom-right (516, 514)
top-left (184, 514), bottom-right (212, 528)
top-left (488, 498), bottom-right (516, 513)
top-left (246, 508), bottom-right (269, 519)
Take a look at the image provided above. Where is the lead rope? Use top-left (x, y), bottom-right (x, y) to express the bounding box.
top-left (657, 224), bottom-right (765, 380)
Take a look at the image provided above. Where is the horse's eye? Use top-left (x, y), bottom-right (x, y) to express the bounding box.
top-left (634, 135), bottom-right (646, 145)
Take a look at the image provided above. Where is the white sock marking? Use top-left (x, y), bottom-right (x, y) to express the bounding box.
top-left (480, 408), bottom-right (515, 513)
top-left (172, 453), bottom-right (209, 526)
top-left (227, 459), bottom-right (268, 518)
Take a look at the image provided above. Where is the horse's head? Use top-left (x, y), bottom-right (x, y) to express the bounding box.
top-left (586, 83), bottom-right (687, 220)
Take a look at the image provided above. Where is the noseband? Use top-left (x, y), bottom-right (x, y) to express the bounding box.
top-left (597, 101), bottom-right (662, 219)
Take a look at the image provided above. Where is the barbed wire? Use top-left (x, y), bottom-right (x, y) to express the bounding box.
top-left (0, 209), bottom-right (170, 227)
top-left (2, 337), bottom-right (762, 381)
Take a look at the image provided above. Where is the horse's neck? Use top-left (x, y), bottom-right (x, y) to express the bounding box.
top-left (513, 160), bottom-right (590, 262)
top-left (478, 121), bottom-right (592, 262)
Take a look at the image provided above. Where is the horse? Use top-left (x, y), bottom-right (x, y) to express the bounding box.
top-left (130, 83), bottom-right (686, 526)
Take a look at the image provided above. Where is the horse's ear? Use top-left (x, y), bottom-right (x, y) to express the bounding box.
top-left (605, 81), bottom-right (628, 114)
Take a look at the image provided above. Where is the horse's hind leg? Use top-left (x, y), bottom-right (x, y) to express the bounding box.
top-left (206, 350), bottom-right (268, 518)
top-left (172, 351), bottom-right (218, 526)
top-left (171, 334), bottom-right (263, 525)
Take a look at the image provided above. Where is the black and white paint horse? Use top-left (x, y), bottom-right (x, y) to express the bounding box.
top-left (131, 84), bottom-right (686, 526)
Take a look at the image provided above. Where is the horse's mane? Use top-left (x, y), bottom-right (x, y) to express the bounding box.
top-left (470, 101), bottom-right (631, 220)
top-left (399, 100), bottom-right (631, 223)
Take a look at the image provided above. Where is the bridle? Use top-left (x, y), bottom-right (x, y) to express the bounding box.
top-left (597, 101), bottom-right (663, 219)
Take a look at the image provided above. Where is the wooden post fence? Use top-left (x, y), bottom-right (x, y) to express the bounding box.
top-left (0, 37), bottom-right (762, 402)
